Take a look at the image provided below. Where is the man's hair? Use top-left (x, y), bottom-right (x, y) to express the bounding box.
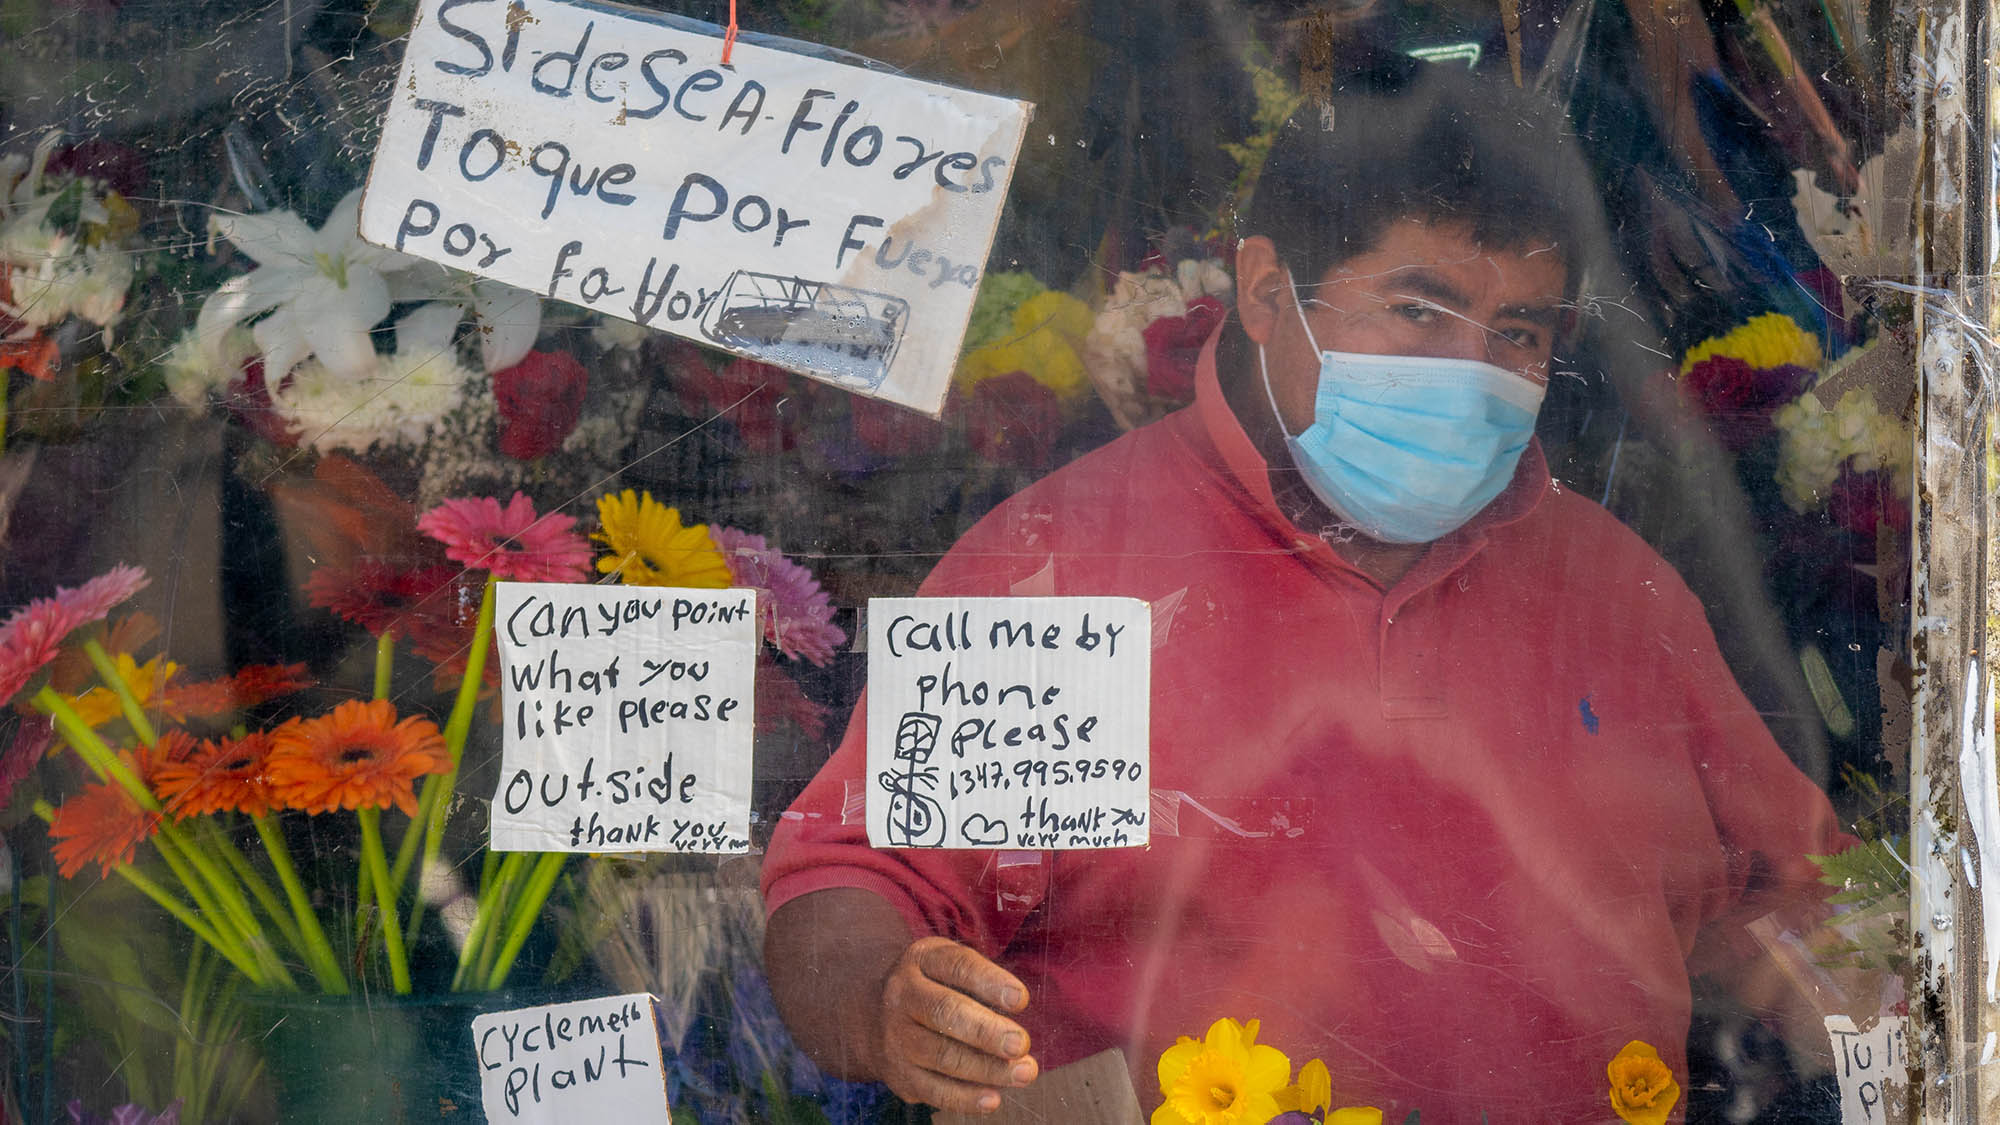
top-left (1244, 58), bottom-right (1605, 294)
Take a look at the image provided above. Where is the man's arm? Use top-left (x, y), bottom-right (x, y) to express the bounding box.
top-left (764, 887), bottom-right (1041, 1115)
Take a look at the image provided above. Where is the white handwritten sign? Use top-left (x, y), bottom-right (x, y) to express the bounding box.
top-left (359, 0), bottom-right (1032, 414)
top-left (472, 993), bottom-right (669, 1122)
top-left (867, 597), bottom-right (1149, 850)
top-left (1825, 1014), bottom-right (1907, 1123)
top-left (492, 583), bottom-right (756, 853)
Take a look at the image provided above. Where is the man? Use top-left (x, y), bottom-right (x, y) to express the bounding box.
top-left (762, 63), bottom-right (1846, 1123)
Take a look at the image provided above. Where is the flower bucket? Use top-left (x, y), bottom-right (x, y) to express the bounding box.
top-left (246, 991), bottom-right (509, 1123)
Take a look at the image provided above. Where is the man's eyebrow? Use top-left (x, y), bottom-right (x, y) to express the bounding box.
top-left (1497, 302), bottom-right (1565, 327)
top-left (1374, 270), bottom-right (1468, 308)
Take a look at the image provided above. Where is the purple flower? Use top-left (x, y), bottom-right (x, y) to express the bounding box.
top-left (710, 529), bottom-right (845, 666)
top-left (66, 1100), bottom-right (181, 1125)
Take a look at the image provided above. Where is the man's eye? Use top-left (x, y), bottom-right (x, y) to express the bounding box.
top-left (1501, 326), bottom-right (1545, 349)
top-left (1393, 303), bottom-right (1437, 323)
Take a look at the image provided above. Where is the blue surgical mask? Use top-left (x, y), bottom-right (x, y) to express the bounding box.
top-left (1258, 279), bottom-right (1546, 544)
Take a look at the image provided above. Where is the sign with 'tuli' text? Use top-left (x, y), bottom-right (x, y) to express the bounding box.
top-left (866, 597), bottom-right (1150, 851)
top-left (491, 583), bottom-right (756, 854)
top-left (360, 0), bottom-right (1032, 413)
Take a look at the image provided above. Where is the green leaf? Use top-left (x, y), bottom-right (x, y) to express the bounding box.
top-left (1403, 1112), bottom-right (1422, 1125)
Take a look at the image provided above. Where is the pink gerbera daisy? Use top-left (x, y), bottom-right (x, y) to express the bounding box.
top-left (711, 528), bottom-right (845, 666)
top-left (0, 564), bottom-right (149, 703)
top-left (417, 493), bottom-right (593, 583)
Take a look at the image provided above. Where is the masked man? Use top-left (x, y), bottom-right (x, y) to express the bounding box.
top-left (761, 62), bottom-right (1848, 1123)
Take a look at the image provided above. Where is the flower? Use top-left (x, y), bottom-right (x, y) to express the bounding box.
top-left (712, 528), bottom-right (844, 665)
top-left (1606, 1040), bottom-right (1680, 1125)
top-left (593, 490), bottom-right (733, 588)
top-left (957, 290), bottom-right (1094, 401)
top-left (958, 371), bottom-right (1063, 468)
top-left (1679, 356), bottom-right (1815, 450)
top-left (850, 393), bottom-right (944, 457)
top-left (1143, 295), bottom-right (1227, 400)
top-left (1274, 1058), bottom-right (1331, 1117)
top-left (963, 271), bottom-right (1051, 352)
top-left (0, 564), bottom-right (149, 703)
top-left (673, 356), bottom-right (807, 455)
top-left (58, 652), bottom-right (175, 728)
top-left (1152, 1017), bottom-right (1291, 1125)
top-left (153, 730), bottom-right (277, 819)
top-left (156, 662), bottom-right (311, 723)
top-left (0, 715), bottom-right (53, 808)
top-left (419, 493), bottom-right (594, 583)
top-left (1680, 312), bottom-right (1823, 375)
top-left (269, 303), bottom-right (480, 454)
top-left (65, 1098), bottom-right (182, 1125)
top-left (49, 745), bottom-right (171, 877)
top-left (1775, 388), bottom-right (1912, 511)
top-left (1327, 1111), bottom-right (1384, 1125)
top-left (493, 350), bottom-right (588, 460)
top-left (306, 560), bottom-right (461, 639)
top-left (264, 699), bottom-right (449, 816)
top-left (198, 189), bottom-right (416, 380)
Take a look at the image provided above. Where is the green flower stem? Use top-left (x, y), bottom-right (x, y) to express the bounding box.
top-left (30, 800), bottom-right (261, 983)
top-left (390, 576), bottom-right (496, 900)
top-left (399, 577), bottom-right (497, 949)
top-left (253, 816), bottom-right (348, 994)
top-left (484, 852), bottom-right (566, 991)
top-left (148, 831), bottom-right (265, 988)
top-left (471, 851), bottom-right (529, 987)
top-left (357, 807), bottom-right (412, 993)
top-left (373, 633), bottom-right (395, 701)
top-left (201, 818), bottom-right (305, 964)
top-left (453, 850), bottom-right (522, 990)
top-left (82, 638), bottom-right (158, 747)
top-left (154, 819), bottom-right (289, 986)
top-left (34, 688), bottom-right (150, 806)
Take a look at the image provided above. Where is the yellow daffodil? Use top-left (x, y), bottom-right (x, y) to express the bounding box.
top-left (1607, 1040), bottom-right (1681, 1125)
top-left (1274, 1057), bottom-right (1332, 1116)
top-left (1680, 312), bottom-right (1822, 375)
top-left (1327, 1109), bottom-right (1385, 1125)
top-left (956, 290), bottom-right (1093, 400)
top-left (61, 652), bottom-right (176, 728)
top-left (592, 490), bottom-right (732, 589)
top-left (1152, 1017), bottom-right (1291, 1125)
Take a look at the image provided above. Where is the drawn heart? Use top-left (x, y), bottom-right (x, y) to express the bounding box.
top-left (960, 813), bottom-right (1010, 847)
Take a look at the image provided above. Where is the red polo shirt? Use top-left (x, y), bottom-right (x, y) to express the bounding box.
top-left (762, 336), bottom-right (1843, 1123)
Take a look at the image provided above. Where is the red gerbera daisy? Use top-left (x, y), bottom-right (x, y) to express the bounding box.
top-left (416, 493), bottom-right (593, 583)
top-left (153, 730), bottom-right (278, 818)
top-left (306, 561), bottom-right (460, 639)
top-left (48, 736), bottom-right (184, 878)
top-left (264, 700), bottom-right (448, 816)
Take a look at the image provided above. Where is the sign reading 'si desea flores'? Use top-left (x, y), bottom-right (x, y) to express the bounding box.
top-left (472, 993), bottom-right (670, 1122)
top-left (491, 583), bottom-right (757, 854)
top-left (866, 597), bottom-right (1151, 851)
top-left (358, 0), bottom-right (1033, 414)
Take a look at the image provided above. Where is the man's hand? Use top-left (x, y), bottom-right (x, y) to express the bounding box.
top-left (874, 936), bottom-right (1039, 1114)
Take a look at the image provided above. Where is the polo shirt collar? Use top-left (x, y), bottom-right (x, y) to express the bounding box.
top-left (1184, 324), bottom-right (1553, 579)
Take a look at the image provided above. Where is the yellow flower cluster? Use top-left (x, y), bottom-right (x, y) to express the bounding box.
top-left (1680, 312), bottom-right (1823, 375)
top-left (955, 290), bottom-right (1095, 400)
top-left (1152, 1017), bottom-right (1381, 1125)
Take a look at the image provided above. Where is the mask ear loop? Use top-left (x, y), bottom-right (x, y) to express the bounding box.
top-left (1256, 268), bottom-right (1323, 441)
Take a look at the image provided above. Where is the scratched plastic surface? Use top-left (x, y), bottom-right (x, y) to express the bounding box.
top-left (0, 1), bottom-right (1922, 1123)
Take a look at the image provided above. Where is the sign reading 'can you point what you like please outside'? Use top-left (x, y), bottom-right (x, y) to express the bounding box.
top-left (359, 0), bottom-right (1033, 413)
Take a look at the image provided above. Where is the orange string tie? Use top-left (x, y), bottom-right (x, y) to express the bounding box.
top-left (721, 0), bottom-right (739, 65)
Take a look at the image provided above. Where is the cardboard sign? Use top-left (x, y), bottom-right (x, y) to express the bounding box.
top-left (866, 597), bottom-right (1149, 850)
top-left (491, 583), bottom-right (756, 853)
top-left (1825, 1014), bottom-right (1907, 1123)
top-left (472, 993), bottom-right (670, 1122)
top-left (359, 0), bottom-right (1032, 413)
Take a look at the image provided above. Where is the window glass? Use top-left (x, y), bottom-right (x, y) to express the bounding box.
top-left (0, 1), bottom-right (1916, 1122)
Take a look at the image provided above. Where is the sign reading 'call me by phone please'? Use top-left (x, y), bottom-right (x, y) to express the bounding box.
top-left (866, 597), bottom-right (1151, 851)
top-left (359, 0), bottom-right (1032, 413)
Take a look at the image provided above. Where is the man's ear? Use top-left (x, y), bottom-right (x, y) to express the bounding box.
top-left (1234, 235), bottom-right (1287, 348)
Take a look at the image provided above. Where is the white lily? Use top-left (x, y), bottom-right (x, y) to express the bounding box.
top-left (198, 188), bottom-right (422, 381)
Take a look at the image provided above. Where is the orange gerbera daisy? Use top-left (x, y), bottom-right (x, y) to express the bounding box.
top-left (153, 730), bottom-right (278, 818)
top-left (264, 700), bottom-right (448, 816)
top-left (157, 663), bottom-right (312, 723)
top-left (48, 741), bottom-right (178, 877)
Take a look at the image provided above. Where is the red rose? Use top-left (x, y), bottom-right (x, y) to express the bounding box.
top-left (1681, 357), bottom-right (1813, 450)
top-left (851, 393), bottom-right (944, 457)
top-left (493, 350), bottom-right (588, 460)
top-left (225, 357), bottom-right (300, 447)
top-left (1142, 296), bottom-right (1226, 401)
top-left (1829, 467), bottom-right (1911, 537)
top-left (959, 370), bottom-right (1061, 468)
top-left (672, 356), bottom-right (805, 455)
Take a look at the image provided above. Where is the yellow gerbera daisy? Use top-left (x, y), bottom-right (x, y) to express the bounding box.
top-left (1152, 1017), bottom-right (1291, 1125)
top-left (592, 490), bottom-right (733, 588)
top-left (60, 652), bottom-right (177, 727)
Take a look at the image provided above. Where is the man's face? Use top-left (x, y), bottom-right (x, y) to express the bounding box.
top-left (1241, 219), bottom-right (1569, 434)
